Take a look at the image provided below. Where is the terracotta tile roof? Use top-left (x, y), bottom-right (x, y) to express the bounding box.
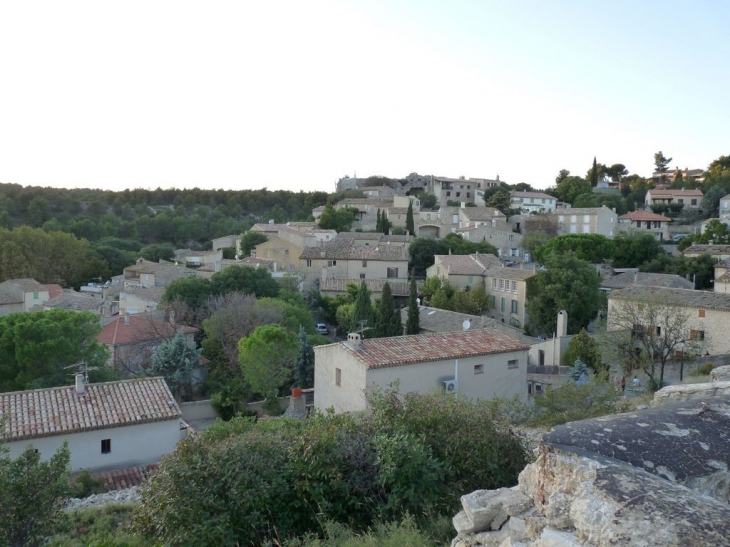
top-left (0, 377), bottom-right (181, 442)
top-left (460, 207), bottom-right (504, 221)
top-left (648, 189), bottom-right (704, 197)
top-left (44, 284), bottom-right (63, 299)
top-left (300, 238), bottom-right (410, 261)
top-left (609, 286), bottom-right (730, 312)
top-left (601, 272), bottom-right (694, 290)
top-left (618, 211), bottom-right (671, 222)
top-left (341, 329), bottom-right (529, 369)
top-left (433, 253), bottom-right (502, 276)
top-left (320, 278), bottom-right (414, 296)
top-left (98, 314), bottom-right (197, 346)
top-left (511, 191), bottom-right (556, 200)
top-left (91, 463), bottom-right (159, 490)
top-left (683, 245), bottom-right (730, 255)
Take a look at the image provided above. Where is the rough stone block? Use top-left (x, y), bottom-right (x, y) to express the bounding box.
top-left (461, 488), bottom-right (533, 533)
top-left (538, 528), bottom-right (582, 547)
top-left (651, 381), bottom-right (730, 406)
top-left (544, 492), bottom-right (572, 529)
top-left (711, 365), bottom-right (730, 382)
top-left (453, 510), bottom-right (474, 534)
top-left (498, 538), bottom-right (529, 547)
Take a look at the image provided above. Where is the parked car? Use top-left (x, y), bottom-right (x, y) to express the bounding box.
top-left (500, 259), bottom-right (516, 267)
top-left (316, 323), bottom-right (329, 334)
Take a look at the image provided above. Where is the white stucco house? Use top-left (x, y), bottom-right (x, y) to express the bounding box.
top-left (0, 376), bottom-right (183, 472)
top-left (313, 329), bottom-right (529, 414)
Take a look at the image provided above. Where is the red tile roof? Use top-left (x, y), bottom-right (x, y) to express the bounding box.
top-left (0, 377), bottom-right (181, 442)
top-left (91, 463), bottom-right (159, 490)
top-left (98, 314), bottom-right (197, 346)
top-left (341, 329), bottom-right (529, 369)
top-left (44, 284), bottom-right (63, 299)
top-left (618, 211), bottom-right (671, 222)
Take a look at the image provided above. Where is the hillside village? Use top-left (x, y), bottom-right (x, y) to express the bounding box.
top-left (2, 154), bottom-right (730, 545)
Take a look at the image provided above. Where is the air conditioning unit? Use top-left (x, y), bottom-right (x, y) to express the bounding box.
top-left (443, 379), bottom-right (457, 394)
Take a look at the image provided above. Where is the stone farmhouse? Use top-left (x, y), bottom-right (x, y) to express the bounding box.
top-left (314, 329), bottom-right (529, 413)
top-left (645, 187), bottom-right (703, 209)
top-left (427, 176), bottom-right (479, 206)
top-left (607, 286), bottom-right (730, 355)
top-left (98, 313), bottom-right (197, 376)
top-left (427, 253), bottom-right (535, 328)
top-left (249, 223), bottom-right (337, 275)
top-left (0, 278), bottom-right (50, 316)
top-left (0, 376), bottom-right (183, 472)
top-left (299, 233), bottom-right (410, 292)
top-left (510, 191), bottom-right (557, 214)
top-left (549, 205), bottom-right (618, 237)
top-left (617, 210), bottom-right (672, 241)
top-left (119, 259), bottom-right (198, 315)
top-left (683, 244), bottom-right (730, 261)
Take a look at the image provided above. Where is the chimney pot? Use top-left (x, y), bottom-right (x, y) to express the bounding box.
top-left (75, 373), bottom-right (86, 395)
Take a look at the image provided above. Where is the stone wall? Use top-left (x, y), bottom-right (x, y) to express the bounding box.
top-left (452, 369), bottom-right (730, 546)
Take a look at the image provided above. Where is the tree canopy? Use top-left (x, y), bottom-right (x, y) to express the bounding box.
top-left (611, 231), bottom-right (663, 268)
top-left (533, 234), bottom-right (614, 264)
top-left (0, 310), bottom-right (112, 392)
top-left (239, 325), bottom-right (298, 399)
top-left (526, 252), bottom-right (601, 336)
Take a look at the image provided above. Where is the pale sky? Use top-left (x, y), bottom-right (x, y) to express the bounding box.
top-left (1, 1), bottom-right (728, 193)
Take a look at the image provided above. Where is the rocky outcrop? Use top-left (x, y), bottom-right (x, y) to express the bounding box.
top-left (66, 486), bottom-right (140, 511)
top-left (712, 365), bottom-right (730, 382)
top-left (452, 395), bottom-right (730, 547)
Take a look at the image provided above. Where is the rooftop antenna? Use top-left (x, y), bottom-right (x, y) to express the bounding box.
top-left (64, 360), bottom-right (99, 384)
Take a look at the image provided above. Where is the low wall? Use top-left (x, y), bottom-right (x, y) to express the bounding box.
top-left (179, 400), bottom-right (219, 422)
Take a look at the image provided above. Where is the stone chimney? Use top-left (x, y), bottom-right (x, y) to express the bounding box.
top-left (347, 332), bottom-right (362, 349)
top-left (123, 312), bottom-right (130, 326)
top-left (556, 310), bottom-right (568, 338)
top-left (75, 373), bottom-right (86, 395)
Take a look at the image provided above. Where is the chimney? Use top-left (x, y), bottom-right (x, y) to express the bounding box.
top-left (347, 332), bottom-right (362, 349)
top-left (75, 373), bottom-right (86, 395)
top-left (215, 261), bottom-right (221, 273)
top-left (123, 312), bottom-right (130, 326)
top-left (556, 310), bottom-right (568, 338)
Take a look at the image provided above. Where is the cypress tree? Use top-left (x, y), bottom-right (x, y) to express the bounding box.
top-left (350, 281), bottom-right (374, 338)
top-left (294, 325), bottom-right (314, 388)
top-left (376, 209), bottom-right (382, 233)
top-left (405, 273), bottom-right (420, 335)
top-left (406, 201), bottom-right (415, 235)
top-left (375, 281), bottom-right (402, 337)
top-left (590, 156), bottom-right (598, 187)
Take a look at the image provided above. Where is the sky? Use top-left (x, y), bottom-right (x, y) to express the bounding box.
top-left (1, 0), bottom-right (729, 193)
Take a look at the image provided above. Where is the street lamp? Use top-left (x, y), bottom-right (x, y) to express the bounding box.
top-left (679, 339), bottom-right (685, 382)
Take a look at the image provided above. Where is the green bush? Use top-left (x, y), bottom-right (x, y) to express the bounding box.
top-left (691, 362), bottom-right (714, 376)
top-left (46, 505), bottom-right (144, 547)
top-left (69, 469), bottom-right (109, 498)
top-left (132, 391), bottom-right (527, 546)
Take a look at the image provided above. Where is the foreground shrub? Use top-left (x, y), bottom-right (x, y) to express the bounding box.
top-left (46, 505), bottom-right (144, 547)
top-left (133, 392), bottom-right (526, 545)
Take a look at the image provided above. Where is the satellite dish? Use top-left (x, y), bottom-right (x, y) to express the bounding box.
top-left (462, 319), bottom-right (471, 331)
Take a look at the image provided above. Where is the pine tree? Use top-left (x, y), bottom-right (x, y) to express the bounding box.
top-left (294, 325), bottom-right (314, 388)
top-left (406, 201), bottom-right (415, 235)
top-left (350, 281), bottom-right (374, 338)
top-left (374, 282), bottom-right (403, 337)
top-left (405, 273), bottom-right (420, 335)
top-left (148, 331), bottom-right (200, 402)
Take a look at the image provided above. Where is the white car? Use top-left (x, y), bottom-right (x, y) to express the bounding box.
top-left (316, 323), bottom-right (329, 335)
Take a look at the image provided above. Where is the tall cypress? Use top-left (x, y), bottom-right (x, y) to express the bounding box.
top-left (590, 156), bottom-right (598, 187)
top-left (350, 281), bottom-right (374, 338)
top-left (406, 201), bottom-right (415, 235)
top-left (405, 273), bottom-right (420, 335)
top-left (376, 209), bottom-right (382, 233)
top-left (375, 282), bottom-right (402, 337)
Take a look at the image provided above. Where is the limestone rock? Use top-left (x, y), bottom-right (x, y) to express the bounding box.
top-left (538, 528), bottom-right (582, 547)
top-left (651, 381), bottom-right (730, 405)
top-left (711, 365), bottom-right (730, 382)
top-left (460, 487), bottom-right (533, 533)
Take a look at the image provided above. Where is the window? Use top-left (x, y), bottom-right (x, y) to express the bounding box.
top-left (509, 234), bottom-right (514, 241)
top-left (690, 329), bottom-right (705, 341)
top-left (558, 215), bottom-right (565, 223)
top-left (359, 273), bottom-right (365, 279)
top-left (678, 199), bottom-right (684, 204)
top-left (327, 260), bottom-right (337, 267)
top-left (362, 260), bottom-right (367, 267)
top-left (511, 299), bottom-right (518, 314)
top-left (571, 215), bottom-right (577, 223)
top-left (655, 326), bottom-right (661, 336)
top-left (284, 249), bottom-right (289, 256)
top-left (468, 276), bottom-right (474, 285)
top-left (534, 383), bottom-right (543, 395)
top-left (101, 439), bottom-right (111, 454)
top-left (456, 192), bottom-right (461, 198)
top-left (452, 214), bottom-right (459, 224)
top-left (387, 267), bottom-right (398, 278)
top-left (491, 295), bottom-right (496, 307)
top-left (698, 309), bottom-right (706, 318)
top-left (446, 191), bottom-right (451, 197)
top-left (507, 359), bottom-right (519, 369)
top-left (492, 279), bottom-right (498, 290)
top-left (335, 368), bottom-right (341, 386)
top-left (538, 350), bottom-right (545, 366)
top-left (33, 291), bottom-right (39, 299)
top-left (306, 259), bottom-right (312, 267)
top-left (501, 297), bottom-right (506, 312)
top-left (467, 192), bottom-right (470, 198)
top-left (474, 364), bottom-right (484, 374)
top-left (584, 215), bottom-right (590, 222)
top-left (289, 264), bottom-right (294, 270)
top-left (511, 281), bottom-right (517, 292)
